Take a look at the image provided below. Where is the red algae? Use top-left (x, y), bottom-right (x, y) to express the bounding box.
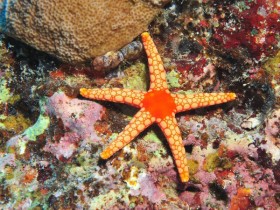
top-left (212, 0), bottom-right (280, 60)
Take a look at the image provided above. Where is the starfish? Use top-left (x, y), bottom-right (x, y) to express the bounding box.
top-left (80, 32), bottom-right (236, 182)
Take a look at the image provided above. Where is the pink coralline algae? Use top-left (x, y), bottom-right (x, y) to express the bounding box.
top-left (0, 153), bottom-right (16, 170)
top-left (230, 161), bottom-right (279, 209)
top-left (180, 155), bottom-right (279, 209)
top-left (262, 109), bottom-right (280, 161)
top-left (130, 173), bottom-right (166, 204)
top-left (43, 132), bottom-right (81, 160)
top-left (175, 109), bottom-right (280, 209)
top-left (44, 92), bottom-right (105, 160)
top-left (265, 109), bottom-right (280, 141)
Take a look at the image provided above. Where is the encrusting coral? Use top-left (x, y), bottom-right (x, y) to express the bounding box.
top-left (0, 0), bottom-right (169, 63)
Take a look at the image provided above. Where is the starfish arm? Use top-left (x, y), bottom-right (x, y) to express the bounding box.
top-left (80, 88), bottom-right (145, 107)
top-left (100, 108), bottom-right (155, 159)
top-left (158, 115), bottom-right (189, 182)
top-left (141, 32), bottom-right (168, 90)
top-left (172, 92), bottom-right (236, 112)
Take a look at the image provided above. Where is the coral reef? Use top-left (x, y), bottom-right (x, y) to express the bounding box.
top-left (0, 0), bottom-right (279, 209)
top-left (0, 0), bottom-right (169, 63)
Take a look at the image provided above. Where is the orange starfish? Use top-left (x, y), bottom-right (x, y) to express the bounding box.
top-left (80, 32), bottom-right (236, 182)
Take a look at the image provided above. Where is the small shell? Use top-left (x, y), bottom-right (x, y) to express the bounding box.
top-left (120, 41), bottom-right (143, 60)
top-left (92, 51), bottom-right (124, 71)
top-left (92, 41), bottom-right (143, 71)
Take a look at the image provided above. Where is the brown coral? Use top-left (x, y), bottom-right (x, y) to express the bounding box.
top-left (2, 0), bottom-right (168, 63)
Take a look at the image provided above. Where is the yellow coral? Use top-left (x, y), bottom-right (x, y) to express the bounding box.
top-left (1, 114), bottom-right (31, 134)
top-left (203, 151), bottom-right (232, 172)
top-left (264, 51), bottom-right (280, 75)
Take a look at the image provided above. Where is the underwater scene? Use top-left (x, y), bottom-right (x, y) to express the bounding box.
top-left (0, 0), bottom-right (279, 209)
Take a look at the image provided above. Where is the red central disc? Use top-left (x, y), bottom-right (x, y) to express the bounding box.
top-left (142, 89), bottom-right (176, 119)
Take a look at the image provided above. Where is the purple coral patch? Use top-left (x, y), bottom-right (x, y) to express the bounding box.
top-left (44, 92), bottom-right (105, 159)
top-left (130, 173), bottom-right (166, 204)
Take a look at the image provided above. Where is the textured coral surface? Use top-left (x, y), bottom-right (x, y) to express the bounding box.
top-left (0, 0), bottom-right (279, 209)
top-left (0, 0), bottom-right (166, 63)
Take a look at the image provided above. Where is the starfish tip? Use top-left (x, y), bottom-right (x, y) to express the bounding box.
top-left (100, 151), bottom-right (110, 160)
top-left (230, 92), bottom-right (237, 100)
top-left (141, 32), bottom-right (150, 40)
top-left (181, 176), bottom-right (189, 183)
top-left (80, 88), bottom-right (88, 96)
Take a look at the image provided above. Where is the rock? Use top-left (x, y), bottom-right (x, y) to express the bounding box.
top-left (0, 0), bottom-right (169, 63)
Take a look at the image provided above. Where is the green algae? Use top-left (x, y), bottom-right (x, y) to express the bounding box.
top-left (122, 62), bottom-right (148, 91)
top-left (122, 62), bottom-right (181, 90)
top-left (0, 76), bottom-right (20, 107)
top-left (234, 1), bottom-right (250, 12)
top-left (23, 99), bottom-right (50, 141)
top-left (167, 69), bottom-right (181, 88)
top-left (0, 77), bottom-right (12, 104)
top-left (144, 131), bottom-right (168, 157)
top-left (4, 166), bottom-right (14, 180)
top-left (23, 114), bottom-right (50, 141)
top-left (144, 131), bottom-right (161, 143)
top-left (76, 150), bottom-right (96, 166)
top-left (0, 114), bottom-right (6, 129)
top-left (68, 164), bottom-right (95, 181)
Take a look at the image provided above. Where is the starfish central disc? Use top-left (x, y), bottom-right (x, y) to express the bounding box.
top-left (142, 89), bottom-right (176, 119)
